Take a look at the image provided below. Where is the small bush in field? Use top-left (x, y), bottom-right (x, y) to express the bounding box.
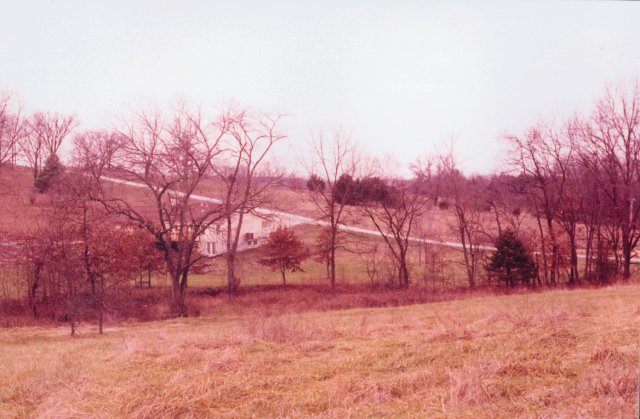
top-left (259, 226), bottom-right (310, 285)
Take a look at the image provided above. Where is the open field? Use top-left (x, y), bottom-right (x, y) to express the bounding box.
top-left (1, 285), bottom-right (638, 417)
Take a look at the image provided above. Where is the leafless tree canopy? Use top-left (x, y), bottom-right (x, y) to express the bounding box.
top-left (360, 177), bottom-right (429, 288)
top-left (77, 106), bottom-right (228, 313)
top-left (0, 93), bottom-right (29, 170)
top-left (306, 131), bottom-right (361, 291)
top-left (1, 81), bottom-right (640, 331)
top-left (212, 108), bottom-right (286, 295)
top-left (21, 112), bottom-right (75, 182)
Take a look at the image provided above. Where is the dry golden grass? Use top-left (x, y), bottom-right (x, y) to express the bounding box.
top-left (1, 285), bottom-right (638, 417)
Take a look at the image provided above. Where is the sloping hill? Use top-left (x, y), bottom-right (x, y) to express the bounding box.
top-left (1, 285), bottom-right (637, 417)
top-left (0, 166), bottom-right (48, 235)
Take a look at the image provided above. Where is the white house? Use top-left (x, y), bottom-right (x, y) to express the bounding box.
top-left (197, 212), bottom-right (293, 257)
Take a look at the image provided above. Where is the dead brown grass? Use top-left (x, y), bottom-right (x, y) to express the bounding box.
top-left (0, 284), bottom-right (638, 417)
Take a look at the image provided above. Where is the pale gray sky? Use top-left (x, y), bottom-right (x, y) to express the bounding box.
top-left (1, 1), bottom-right (639, 174)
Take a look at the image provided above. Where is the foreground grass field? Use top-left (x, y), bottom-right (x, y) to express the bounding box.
top-left (1, 285), bottom-right (638, 417)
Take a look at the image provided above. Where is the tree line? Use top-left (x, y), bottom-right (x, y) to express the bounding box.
top-left (304, 82), bottom-right (639, 290)
top-left (0, 81), bottom-right (638, 333)
top-left (1, 99), bottom-right (286, 327)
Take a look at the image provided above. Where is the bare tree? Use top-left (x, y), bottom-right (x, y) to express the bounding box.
top-left (579, 83), bottom-right (640, 279)
top-left (485, 173), bottom-right (529, 236)
top-left (211, 109), bottom-right (285, 295)
top-left (505, 123), bottom-right (572, 286)
top-left (360, 177), bottom-right (428, 288)
top-left (0, 93), bottom-right (29, 171)
top-left (357, 242), bottom-right (400, 288)
top-left (20, 194), bottom-right (86, 334)
top-left (17, 173), bottom-right (149, 333)
top-left (72, 130), bottom-right (122, 180)
top-left (434, 151), bottom-right (488, 288)
top-left (305, 131), bottom-right (360, 291)
top-left (63, 173), bottom-right (155, 333)
top-left (22, 230), bottom-right (52, 319)
top-left (21, 112), bottom-right (75, 183)
top-left (418, 238), bottom-right (450, 290)
top-left (574, 152), bottom-right (616, 283)
top-left (76, 107), bottom-right (227, 314)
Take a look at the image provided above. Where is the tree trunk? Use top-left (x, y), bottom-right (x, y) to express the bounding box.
top-left (569, 243), bottom-right (578, 285)
top-left (456, 207), bottom-right (476, 289)
top-left (226, 214), bottom-right (241, 296)
top-left (622, 231), bottom-right (631, 279)
top-left (170, 271), bottom-right (186, 315)
top-left (535, 214), bottom-right (549, 285)
top-left (584, 220), bottom-right (595, 280)
top-left (28, 270), bottom-right (39, 318)
top-left (98, 302), bottom-right (104, 334)
top-left (227, 252), bottom-right (238, 295)
top-left (398, 249), bottom-right (410, 288)
top-left (330, 245), bottom-right (336, 292)
top-left (545, 214), bottom-right (559, 286)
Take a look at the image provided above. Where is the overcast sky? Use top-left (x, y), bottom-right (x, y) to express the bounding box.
top-left (1, 1), bottom-right (639, 174)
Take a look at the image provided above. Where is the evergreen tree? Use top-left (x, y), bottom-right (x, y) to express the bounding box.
top-left (306, 174), bottom-right (326, 192)
top-left (333, 173), bottom-right (356, 205)
top-left (488, 229), bottom-right (537, 287)
top-left (34, 153), bottom-right (64, 193)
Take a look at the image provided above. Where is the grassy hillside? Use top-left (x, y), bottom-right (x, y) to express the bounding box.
top-left (0, 165), bottom-right (492, 242)
top-left (0, 166), bottom-right (45, 235)
top-left (1, 285), bottom-right (637, 417)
